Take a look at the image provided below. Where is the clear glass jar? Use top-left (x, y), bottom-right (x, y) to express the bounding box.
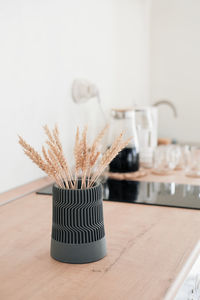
top-left (108, 108), bottom-right (140, 173)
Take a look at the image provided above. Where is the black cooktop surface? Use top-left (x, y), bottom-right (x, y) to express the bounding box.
top-left (36, 179), bottom-right (200, 210)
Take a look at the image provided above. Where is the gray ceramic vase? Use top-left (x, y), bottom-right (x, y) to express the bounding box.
top-left (50, 182), bottom-right (107, 263)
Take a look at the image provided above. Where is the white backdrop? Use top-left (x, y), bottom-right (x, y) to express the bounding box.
top-left (150, 0), bottom-right (200, 144)
top-left (0, 0), bottom-right (150, 193)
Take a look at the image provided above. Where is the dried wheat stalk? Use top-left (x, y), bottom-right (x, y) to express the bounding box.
top-left (18, 124), bottom-right (132, 189)
top-left (88, 134), bottom-right (132, 187)
top-left (18, 136), bottom-right (63, 187)
top-left (74, 126), bottom-right (80, 189)
top-left (44, 125), bottom-right (73, 189)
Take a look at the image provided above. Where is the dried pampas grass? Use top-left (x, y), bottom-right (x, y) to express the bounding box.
top-left (18, 124), bottom-right (131, 189)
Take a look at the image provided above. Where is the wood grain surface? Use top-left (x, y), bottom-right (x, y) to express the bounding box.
top-left (0, 177), bottom-right (53, 206)
top-left (1, 171), bottom-right (200, 299)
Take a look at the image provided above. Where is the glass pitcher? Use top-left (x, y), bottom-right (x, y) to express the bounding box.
top-left (108, 108), bottom-right (140, 173)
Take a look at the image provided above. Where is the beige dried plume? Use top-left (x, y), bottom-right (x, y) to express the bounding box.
top-left (18, 124), bottom-right (131, 189)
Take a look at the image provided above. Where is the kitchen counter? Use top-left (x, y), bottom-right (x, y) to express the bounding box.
top-left (1, 171), bottom-right (200, 300)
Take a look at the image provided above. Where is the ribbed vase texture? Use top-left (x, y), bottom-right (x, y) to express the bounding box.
top-left (51, 183), bottom-right (107, 263)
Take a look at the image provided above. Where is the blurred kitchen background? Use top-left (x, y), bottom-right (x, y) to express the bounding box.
top-left (0, 0), bottom-right (200, 193)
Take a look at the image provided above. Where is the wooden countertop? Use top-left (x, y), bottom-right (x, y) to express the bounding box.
top-left (1, 171), bottom-right (200, 300)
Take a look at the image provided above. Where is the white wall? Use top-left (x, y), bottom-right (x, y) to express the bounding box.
top-left (150, 0), bottom-right (200, 143)
top-left (113, 0), bottom-right (151, 107)
top-left (0, 0), bottom-right (150, 193)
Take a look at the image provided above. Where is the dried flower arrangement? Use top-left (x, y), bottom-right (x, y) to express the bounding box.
top-left (18, 124), bottom-right (131, 189)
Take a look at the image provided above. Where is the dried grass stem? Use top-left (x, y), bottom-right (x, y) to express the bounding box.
top-left (18, 124), bottom-right (131, 190)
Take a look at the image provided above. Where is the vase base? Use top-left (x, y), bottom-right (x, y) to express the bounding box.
top-left (51, 237), bottom-right (107, 264)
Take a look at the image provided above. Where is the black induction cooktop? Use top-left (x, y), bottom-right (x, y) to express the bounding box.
top-left (36, 179), bottom-right (200, 210)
